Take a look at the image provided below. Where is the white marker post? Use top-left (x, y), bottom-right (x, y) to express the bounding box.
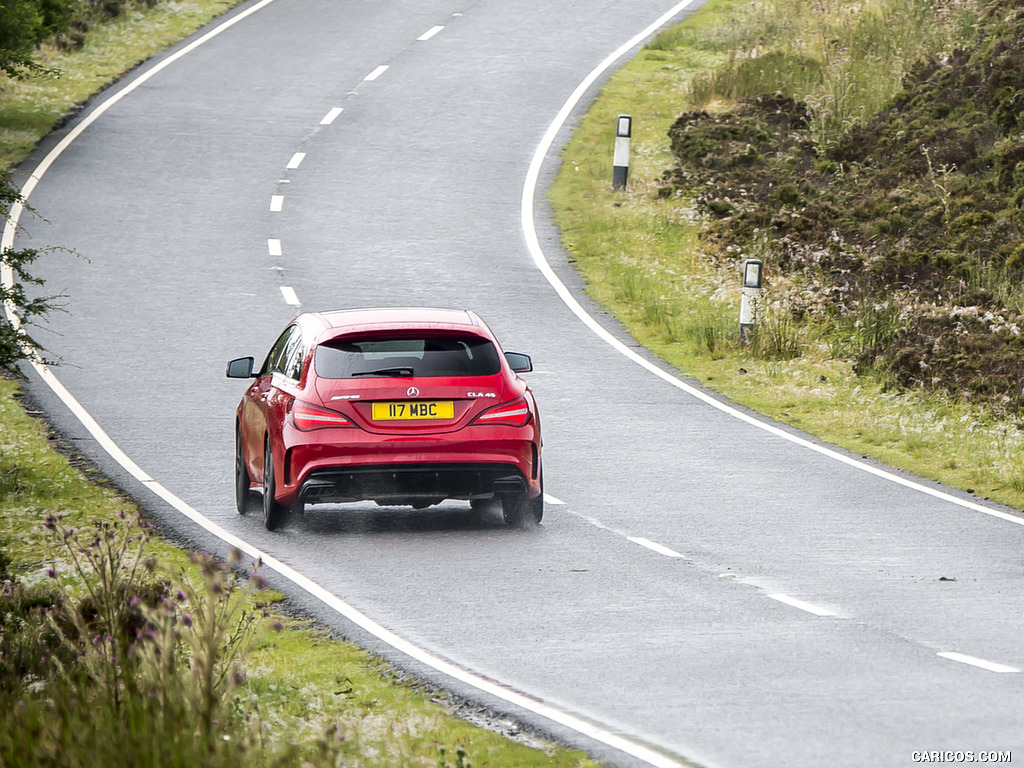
top-left (739, 258), bottom-right (763, 342)
top-left (613, 114), bottom-right (632, 190)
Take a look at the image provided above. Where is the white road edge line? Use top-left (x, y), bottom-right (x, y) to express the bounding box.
top-left (418, 25), bottom-right (444, 41)
top-left (517, 9), bottom-right (1024, 531)
top-left (937, 652), bottom-right (1019, 674)
top-left (543, 493), bottom-right (565, 505)
top-left (269, 194), bottom-right (284, 212)
top-left (766, 593), bottom-right (836, 617)
top-left (364, 64), bottom-right (389, 81)
top-left (280, 286), bottom-right (301, 307)
top-left (628, 537), bottom-right (685, 559)
top-left (0, 3), bottom-right (707, 767)
top-left (320, 106), bottom-right (343, 125)
top-left (286, 152), bottom-right (305, 169)
top-left (267, 238), bottom-right (282, 257)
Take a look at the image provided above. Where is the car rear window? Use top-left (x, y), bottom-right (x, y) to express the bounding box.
top-left (314, 336), bottom-right (502, 379)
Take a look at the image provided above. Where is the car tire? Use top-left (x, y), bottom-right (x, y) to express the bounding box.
top-left (235, 427), bottom-right (258, 515)
top-left (502, 472), bottom-right (543, 528)
top-left (262, 439), bottom-right (289, 531)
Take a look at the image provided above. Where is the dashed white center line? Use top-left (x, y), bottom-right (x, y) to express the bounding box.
top-left (320, 107), bottom-right (343, 125)
top-left (767, 593), bottom-right (837, 617)
top-left (418, 25), bottom-right (444, 41)
top-left (543, 493), bottom-right (565, 505)
top-left (564, 509), bottom-right (629, 537)
top-left (280, 286), bottom-right (300, 307)
top-left (364, 64), bottom-right (389, 81)
top-left (267, 238), bottom-right (282, 257)
top-left (627, 537), bottom-right (685, 559)
top-left (269, 195), bottom-right (284, 212)
top-left (286, 152), bottom-right (306, 169)
top-left (938, 652), bottom-right (1019, 674)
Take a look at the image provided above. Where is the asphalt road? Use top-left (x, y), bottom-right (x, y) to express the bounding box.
top-left (8, 1), bottom-right (1024, 766)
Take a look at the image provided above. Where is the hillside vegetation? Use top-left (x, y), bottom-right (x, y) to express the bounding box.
top-left (661, 0), bottom-right (1024, 413)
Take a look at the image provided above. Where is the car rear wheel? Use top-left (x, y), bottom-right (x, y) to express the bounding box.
top-left (263, 440), bottom-right (289, 531)
top-left (235, 427), bottom-right (258, 515)
top-left (502, 472), bottom-right (543, 528)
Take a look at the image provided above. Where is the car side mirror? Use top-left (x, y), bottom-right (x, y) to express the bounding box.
top-left (504, 352), bottom-right (532, 373)
top-left (226, 357), bottom-right (256, 378)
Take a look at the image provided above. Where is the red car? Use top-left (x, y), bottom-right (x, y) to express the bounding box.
top-left (226, 308), bottom-right (543, 530)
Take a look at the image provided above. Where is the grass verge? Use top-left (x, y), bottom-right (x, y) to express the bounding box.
top-left (549, 0), bottom-right (1024, 512)
top-left (0, 3), bottom-right (601, 766)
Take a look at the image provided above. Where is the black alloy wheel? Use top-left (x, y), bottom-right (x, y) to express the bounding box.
top-left (262, 440), bottom-right (289, 531)
top-left (501, 472), bottom-right (544, 528)
top-left (235, 427), bottom-right (257, 515)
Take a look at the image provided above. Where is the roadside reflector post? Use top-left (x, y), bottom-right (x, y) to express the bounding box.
top-left (612, 114), bottom-right (632, 190)
top-left (739, 258), bottom-right (763, 343)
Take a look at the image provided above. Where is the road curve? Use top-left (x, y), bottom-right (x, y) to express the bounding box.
top-left (6, 1), bottom-right (1024, 767)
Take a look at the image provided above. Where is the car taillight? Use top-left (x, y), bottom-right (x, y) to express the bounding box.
top-left (290, 401), bottom-right (355, 430)
top-left (471, 395), bottom-right (533, 427)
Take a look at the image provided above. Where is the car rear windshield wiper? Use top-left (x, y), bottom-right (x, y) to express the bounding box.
top-left (351, 366), bottom-right (415, 377)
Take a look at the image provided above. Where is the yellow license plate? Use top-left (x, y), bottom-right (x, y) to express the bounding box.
top-left (372, 401), bottom-right (454, 421)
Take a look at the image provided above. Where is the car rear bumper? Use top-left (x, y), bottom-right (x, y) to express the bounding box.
top-left (299, 462), bottom-right (529, 505)
top-left (279, 429), bottom-right (541, 507)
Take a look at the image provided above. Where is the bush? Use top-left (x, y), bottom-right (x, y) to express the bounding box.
top-left (0, 0), bottom-right (82, 77)
top-left (0, 512), bottom-right (293, 767)
top-left (659, 0), bottom-right (1024, 412)
top-left (0, 170), bottom-right (63, 372)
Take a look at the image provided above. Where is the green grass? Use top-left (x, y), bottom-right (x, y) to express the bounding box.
top-left (549, 0), bottom-right (1024, 513)
top-left (245, 624), bottom-right (598, 768)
